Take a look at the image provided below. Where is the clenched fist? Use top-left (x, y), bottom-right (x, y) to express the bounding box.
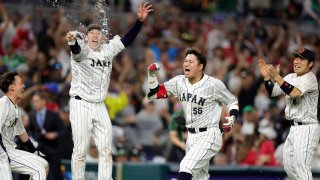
top-left (148, 63), bottom-right (160, 77)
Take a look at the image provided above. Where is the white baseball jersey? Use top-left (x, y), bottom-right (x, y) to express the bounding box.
top-left (164, 74), bottom-right (238, 179)
top-left (0, 96), bottom-right (48, 180)
top-left (69, 35), bottom-right (125, 102)
top-left (270, 71), bottom-right (320, 179)
top-left (0, 96), bottom-right (25, 149)
top-left (69, 35), bottom-right (125, 180)
top-left (271, 71), bottom-right (318, 123)
top-left (164, 74), bottom-right (239, 128)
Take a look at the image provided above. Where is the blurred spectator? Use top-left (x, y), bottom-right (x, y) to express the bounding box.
top-left (254, 83), bottom-right (271, 117)
top-left (255, 125), bottom-right (278, 166)
top-left (0, 2), bottom-right (9, 56)
top-left (2, 10), bottom-right (19, 49)
top-left (136, 99), bottom-right (163, 161)
top-left (213, 152), bottom-right (228, 166)
top-left (236, 135), bottom-right (257, 166)
top-left (2, 44), bottom-right (26, 71)
top-left (86, 139), bottom-right (99, 163)
top-left (58, 104), bottom-right (73, 160)
top-left (168, 109), bottom-right (186, 162)
top-left (29, 91), bottom-right (65, 180)
top-left (128, 147), bottom-right (142, 162)
top-left (240, 105), bottom-right (258, 136)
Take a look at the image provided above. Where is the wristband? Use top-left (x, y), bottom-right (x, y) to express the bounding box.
top-left (264, 79), bottom-right (274, 96)
top-left (280, 81), bottom-right (294, 95)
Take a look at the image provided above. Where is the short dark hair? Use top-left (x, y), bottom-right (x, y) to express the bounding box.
top-left (185, 48), bottom-right (207, 70)
top-left (0, 72), bottom-right (18, 93)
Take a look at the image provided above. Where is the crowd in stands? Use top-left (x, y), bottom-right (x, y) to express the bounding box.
top-left (0, 0), bottom-right (320, 178)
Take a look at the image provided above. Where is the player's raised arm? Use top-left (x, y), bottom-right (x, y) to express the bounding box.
top-left (147, 63), bottom-right (168, 99)
top-left (66, 31), bottom-right (81, 54)
top-left (120, 2), bottom-right (153, 47)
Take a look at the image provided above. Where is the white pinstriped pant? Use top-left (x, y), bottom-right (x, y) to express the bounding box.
top-left (283, 123), bottom-right (320, 180)
top-left (180, 127), bottom-right (222, 180)
top-left (70, 98), bottom-right (113, 180)
top-left (0, 148), bottom-right (48, 180)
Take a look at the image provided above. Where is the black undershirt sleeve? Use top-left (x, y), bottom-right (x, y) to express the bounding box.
top-left (229, 109), bottom-right (239, 119)
top-left (69, 40), bottom-right (81, 54)
top-left (121, 19), bottom-right (143, 47)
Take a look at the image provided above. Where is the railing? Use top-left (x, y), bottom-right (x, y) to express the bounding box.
top-left (61, 160), bottom-right (320, 180)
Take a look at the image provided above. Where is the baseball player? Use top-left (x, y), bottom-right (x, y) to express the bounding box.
top-left (258, 48), bottom-right (320, 180)
top-left (65, 2), bottom-right (153, 180)
top-left (0, 72), bottom-right (48, 180)
top-left (147, 48), bottom-right (239, 180)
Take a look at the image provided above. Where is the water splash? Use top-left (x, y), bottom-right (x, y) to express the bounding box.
top-left (44, 0), bottom-right (110, 41)
top-left (94, 0), bottom-right (111, 39)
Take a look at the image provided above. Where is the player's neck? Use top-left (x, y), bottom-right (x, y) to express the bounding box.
top-left (5, 93), bottom-right (18, 105)
top-left (188, 73), bottom-right (204, 84)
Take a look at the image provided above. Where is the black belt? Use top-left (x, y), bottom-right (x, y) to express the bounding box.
top-left (290, 121), bottom-right (303, 126)
top-left (75, 95), bottom-right (82, 100)
top-left (187, 127), bottom-right (207, 134)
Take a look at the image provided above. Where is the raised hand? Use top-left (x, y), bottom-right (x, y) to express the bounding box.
top-left (148, 63), bottom-right (160, 77)
top-left (258, 58), bottom-right (270, 80)
top-left (267, 64), bottom-right (280, 80)
top-left (137, 2), bottom-right (153, 22)
top-left (66, 31), bottom-right (76, 43)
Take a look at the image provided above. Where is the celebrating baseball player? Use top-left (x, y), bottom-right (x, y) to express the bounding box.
top-left (65, 2), bottom-right (153, 180)
top-left (258, 48), bottom-right (320, 179)
top-left (0, 72), bottom-right (48, 180)
top-left (147, 48), bottom-right (239, 180)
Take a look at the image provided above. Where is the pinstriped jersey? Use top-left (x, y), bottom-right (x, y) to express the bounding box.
top-left (0, 96), bottom-right (26, 150)
top-left (69, 35), bottom-right (125, 102)
top-left (164, 74), bottom-right (239, 128)
top-left (271, 71), bottom-right (318, 123)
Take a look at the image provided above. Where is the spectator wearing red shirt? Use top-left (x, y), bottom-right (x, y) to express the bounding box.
top-left (237, 135), bottom-right (258, 166)
top-left (255, 126), bottom-right (279, 166)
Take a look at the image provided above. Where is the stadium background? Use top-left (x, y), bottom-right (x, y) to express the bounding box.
top-left (0, 0), bottom-right (320, 179)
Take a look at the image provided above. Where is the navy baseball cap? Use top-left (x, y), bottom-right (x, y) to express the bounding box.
top-left (86, 23), bottom-right (101, 34)
top-left (293, 48), bottom-right (315, 62)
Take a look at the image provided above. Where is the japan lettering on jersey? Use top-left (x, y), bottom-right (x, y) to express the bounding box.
top-left (164, 74), bottom-right (238, 128)
top-left (69, 35), bottom-right (125, 102)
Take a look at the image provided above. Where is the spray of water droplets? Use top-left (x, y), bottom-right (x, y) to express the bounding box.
top-left (94, 0), bottom-right (111, 39)
top-left (44, 0), bottom-right (111, 40)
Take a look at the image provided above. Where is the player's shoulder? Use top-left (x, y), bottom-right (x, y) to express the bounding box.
top-left (205, 75), bottom-right (225, 86)
top-left (0, 96), bottom-right (10, 106)
top-left (170, 75), bottom-right (186, 82)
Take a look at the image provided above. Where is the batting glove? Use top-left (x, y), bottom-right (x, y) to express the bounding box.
top-left (222, 116), bottom-right (236, 133)
top-left (22, 138), bottom-right (45, 157)
top-left (148, 63), bottom-right (160, 77)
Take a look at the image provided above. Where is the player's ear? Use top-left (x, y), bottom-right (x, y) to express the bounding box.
top-left (198, 63), bottom-right (203, 71)
top-left (308, 61), bottom-right (313, 69)
top-left (9, 85), bottom-right (14, 91)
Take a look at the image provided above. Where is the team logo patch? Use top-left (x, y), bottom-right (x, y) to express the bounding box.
top-left (298, 48), bottom-right (305, 53)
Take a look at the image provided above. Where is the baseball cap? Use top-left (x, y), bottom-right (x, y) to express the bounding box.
top-left (86, 23), bottom-right (101, 34)
top-left (243, 105), bottom-right (254, 113)
top-left (293, 48), bottom-right (315, 62)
